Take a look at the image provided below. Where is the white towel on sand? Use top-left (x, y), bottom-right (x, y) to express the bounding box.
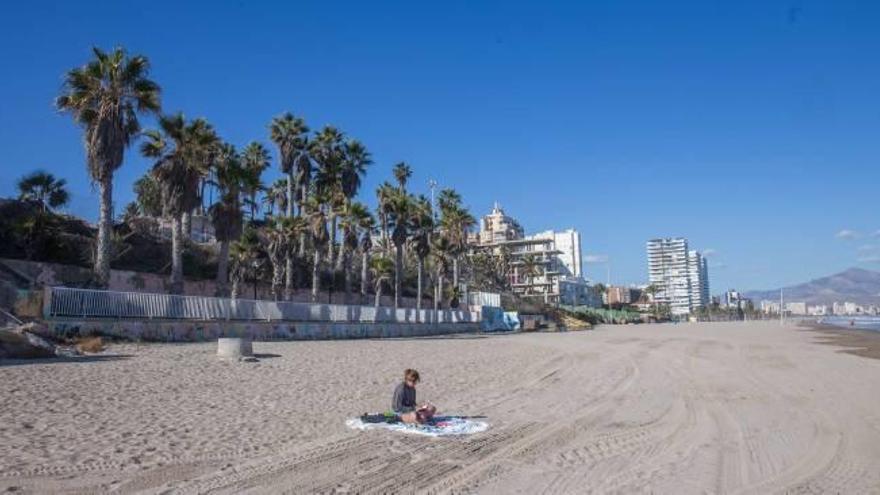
top-left (346, 416), bottom-right (489, 437)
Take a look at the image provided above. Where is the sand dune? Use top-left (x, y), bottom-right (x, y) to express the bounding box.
top-left (1, 321), bottom-right (879, 493)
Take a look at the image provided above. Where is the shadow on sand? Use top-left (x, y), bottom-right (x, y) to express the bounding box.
top-left (0, 354), bottom-right (133, 367)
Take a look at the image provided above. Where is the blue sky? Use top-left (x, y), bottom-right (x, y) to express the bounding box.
top-left (1, 0), bottom-right (879, 293)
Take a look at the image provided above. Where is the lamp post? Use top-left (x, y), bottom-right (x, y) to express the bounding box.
top-left (428, 179), bottom-right (438, 221)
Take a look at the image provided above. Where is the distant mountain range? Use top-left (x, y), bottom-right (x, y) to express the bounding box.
top-left (743, 268), bottom-right (880, 306)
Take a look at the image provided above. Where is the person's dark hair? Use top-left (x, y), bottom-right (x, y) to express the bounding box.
top-left (404, 368), bottom-right (420, 383)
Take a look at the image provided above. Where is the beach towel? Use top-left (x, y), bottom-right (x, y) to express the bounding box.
top-left (346, 415), bottom-right (489, 437)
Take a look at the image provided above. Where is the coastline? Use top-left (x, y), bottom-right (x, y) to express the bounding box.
top-left (801, 320), bottom-right (880, 361)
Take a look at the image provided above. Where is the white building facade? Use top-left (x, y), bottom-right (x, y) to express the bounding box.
top-left (687, 250), bottom-right (710, 309)
top-left (471, 204), bottom-right (594, 306)
top-left (647, 238), bottom-right (693, 316)
top-left (525, 229), bottom-right (583, 278)
top-left (647, 238), bottom-right (713, 316)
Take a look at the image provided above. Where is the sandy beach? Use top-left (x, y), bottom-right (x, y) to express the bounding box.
top-left (1, 321), bottom-right (879, 494)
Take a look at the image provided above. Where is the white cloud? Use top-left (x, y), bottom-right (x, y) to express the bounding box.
top-left (701, 248), bottom-right (717, 257)
top-left (584, 254), bottom-right (609, 263)
top-left (857, 255), bottom-right (880, 263)
top-left (857, 244), bottom-right (878, 252)
top-left (708, 261), bottom-right (727, 269)
top-left (835, 229), bottom-right (861, 240)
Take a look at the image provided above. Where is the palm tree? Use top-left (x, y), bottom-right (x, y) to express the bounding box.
top-left (304, 196), bottom-right (329, 302)
top-left (133, 172), bottom-right (163, 217)
top-left (210, 144), bottom-right (244, 296)
top-left (338, 201), bottom-right (372, 300)
top-left (370, 257), bottom-right (394, 308)
top-left (17, 171), bottom-right (70, 213)
top-left (264, 216), bottom-right (307, 301)
top-left (644, 283), bottom-right (661, 317)
top-left (336, 139), bottom-right (372, 272)
top-left (56, 46), bottom-right (161, 286)
top-left (375, 181), bottom-right (396, 255)
top-left (270, 113), bottom-right (310, 299)
top-left (263, 178), bottom-right (288, 218)
top-left (341, 140), bottom-right (371, 201)
top-left (240, 142), bottom-right (270, 221)
top-left (229, 227), bottom-right (262, 300)
top-left (311, 126), bottom-right (345, 268)
top-left (392, 162), bottom-right (412, 191)
top-left (409, 196), bottom-right (433, 311)
top-left (141, 113), bottom-right (218, 294)
top-left (431, 235), bottom-right (454, 311)
top-left (520, 254), bottom-right (541, 296)
top-left (294, 151), bottom-right (312, 256)
top-left (269, 112), bottom-right (309, 217)
top-left (386, 189), bottom-right (412, 308)
top-left (437, 188), bottom-right (476, 293)
top-left (358, 212), bottom-right (376, 303)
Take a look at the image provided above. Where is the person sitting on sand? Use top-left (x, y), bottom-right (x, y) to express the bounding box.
top-left (392, 368), bottom-right (436, 424)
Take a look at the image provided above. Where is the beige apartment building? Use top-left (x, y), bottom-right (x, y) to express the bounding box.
top-left (470, 203), bottom-right (592, 305)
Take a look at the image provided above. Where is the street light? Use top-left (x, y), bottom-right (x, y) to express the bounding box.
top-left (428, 179), bottom-right (438, 221)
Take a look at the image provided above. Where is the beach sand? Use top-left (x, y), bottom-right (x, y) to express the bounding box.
top-left (1, 321), bottom-right (879, 493)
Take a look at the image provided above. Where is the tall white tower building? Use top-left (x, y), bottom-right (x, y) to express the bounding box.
top-left (687, 250), bottom-right (710, 309)
top-left (647, 238), bottom-right (692, 316)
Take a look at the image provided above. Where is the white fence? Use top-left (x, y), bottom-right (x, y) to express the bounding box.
top-left (46, 287), bottom-right (479, 324)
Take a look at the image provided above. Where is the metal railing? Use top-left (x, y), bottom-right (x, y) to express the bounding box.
top-left (46, 287), bottom-right (479, 324)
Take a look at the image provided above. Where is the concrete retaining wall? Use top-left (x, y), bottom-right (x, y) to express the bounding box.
top-left (48, 318), bottom-right (478, 342)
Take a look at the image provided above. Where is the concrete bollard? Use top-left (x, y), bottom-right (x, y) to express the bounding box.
top-left (217, 337), bottom-right (253, 359)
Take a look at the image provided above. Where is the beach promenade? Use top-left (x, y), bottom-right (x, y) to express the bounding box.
top-left (2, 321), bottom-right (879, 493)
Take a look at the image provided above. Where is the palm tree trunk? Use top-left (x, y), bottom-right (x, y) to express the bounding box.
top-left (284, 253), bottom-right (294, 300)
top-left (94, 175), bottom-right (114, 287)
top-left (417, 257), bottom-right (423, 311)
top-left (182, 211), bottom-right (191, 240)
top-left (361, 250), bottom-right (369, 303)
top-left (381, 213), bottom-right (390, 255)
top-left (285, 172), bottom-right (295, 300)
top-left (343, 252), bottom-right (352, 301)
top-left (217, 240), bottom-right (230, 296)
top-left (298, 184), bottom-right (308, 257)
top-left (433, 274), bottom-right (439, 312)
top-left (336, 241), bottom-right (346, 272)
top-left (374, 280), bottom-right (382, 308)
top-left (272, 260), bottom-right (283, 301)
top-left (453, 257), bottom-right (460, 289)
top-left (231, 277), bottom-right (240, 300)
top-left (394, 244), bottom-right (403, 309)
top-left (311, 248), bottom-right (320, 302)
top-left (286, 172), bottom-right (294, 217)
top-left (328, 214), bottom-right (337, 268)
top-left (170, 216), bottom-right (184, 294)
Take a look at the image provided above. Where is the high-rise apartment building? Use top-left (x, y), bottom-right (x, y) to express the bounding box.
top-left (647, 238), bottom-right (692, 316)
top-left (687, 250), bottom-right (710, 309)
top-left (647, 238), bottom-right (712, 316)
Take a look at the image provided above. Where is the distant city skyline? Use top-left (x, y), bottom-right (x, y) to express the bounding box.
top-left (1, 1), bottom-right (879, 293)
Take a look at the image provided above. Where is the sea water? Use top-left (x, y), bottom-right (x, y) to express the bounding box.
top-left (819, 316), bottom-right (880, 332)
